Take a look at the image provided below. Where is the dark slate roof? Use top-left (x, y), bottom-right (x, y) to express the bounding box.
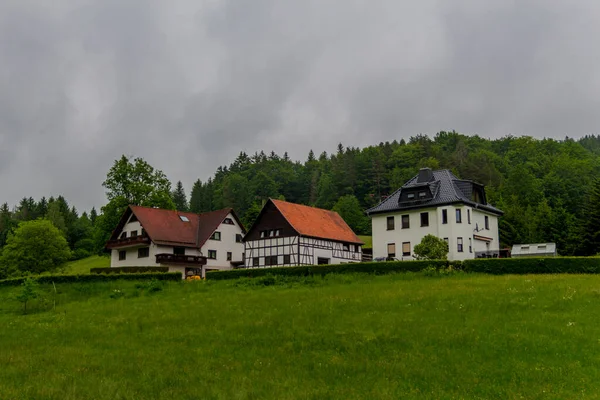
top-left (366, 169), bottom-right (503, 216)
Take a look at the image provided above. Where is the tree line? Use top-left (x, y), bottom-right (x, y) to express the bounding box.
top-left (1, 131), bottom-right (600, 276)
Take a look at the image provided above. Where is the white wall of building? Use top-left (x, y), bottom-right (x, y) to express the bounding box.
top-left (371, 205), bottom-right (499, 261)
top-left (200, 212), bottom-right (245, 268)
top-left (244, 236), bottom-right (362, 267)
top-left (110, 212), bottom-right (245, 276)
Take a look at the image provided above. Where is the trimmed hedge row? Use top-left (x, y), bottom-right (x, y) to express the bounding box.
top-left (208, 257), bottom-right (600, 280)
top-left (90, 267), bottom-right (169, 274)
top-left (462, 257), bottom-right (600, 274)
top-left (0, 272), bottom-right (182, 287)
top-left (207, 260), bottom-right (451, 280)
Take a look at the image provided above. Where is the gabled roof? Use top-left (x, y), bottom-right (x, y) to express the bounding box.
top-left (108, 206), bottom-right (244, 248)
top-left (366, 169), bottom-right (503, 216)
top-left (268, 199), bottom-right (363, 245)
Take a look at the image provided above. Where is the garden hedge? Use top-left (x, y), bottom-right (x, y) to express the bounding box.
top-left (90, 267), bottom-right (169, 274)
top-left (207, 260), bottom-right (452, 280)
top-left (0, 272), bottom-right (182, 287)
top-left (462, 257), bottom-right (600, 274)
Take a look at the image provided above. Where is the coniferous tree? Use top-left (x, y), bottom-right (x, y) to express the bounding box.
top-left (189, 179), bottom-right (203, 213)
top-left (172, 181), bottom-right (188, 211)
top-left (583, 178), bottom-right (600, 255)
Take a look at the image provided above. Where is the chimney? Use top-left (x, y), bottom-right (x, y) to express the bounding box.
top-left (417, 168), bottom-right (433, 183)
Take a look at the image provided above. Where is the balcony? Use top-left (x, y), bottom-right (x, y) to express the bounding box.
top-left (106, 235), bottom-right (151, 249)
top-left (155, 253), bottom-right (207, 265)
top-left (475, 249), bottom-right (511, 259)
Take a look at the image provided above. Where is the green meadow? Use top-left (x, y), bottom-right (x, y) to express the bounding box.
top-left (1, 272), bottom-right (600, 399)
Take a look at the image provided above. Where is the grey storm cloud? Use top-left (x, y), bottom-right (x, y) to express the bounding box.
top-left (1, 0), bottom-right (599, 211)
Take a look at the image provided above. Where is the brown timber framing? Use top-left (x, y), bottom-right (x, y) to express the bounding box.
top-left (245, 235), bottom-right (362, 268)
top-left (245, 236), bottom-right (301, 267)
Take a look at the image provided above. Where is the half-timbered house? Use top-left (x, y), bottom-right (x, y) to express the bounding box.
top-left (243, 199), bottom-right (363, 267)
top-left (106, 206), bottom-right (245, 278)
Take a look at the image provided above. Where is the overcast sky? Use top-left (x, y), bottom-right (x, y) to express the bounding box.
top-left (1, 0), bottom-right (599, 212)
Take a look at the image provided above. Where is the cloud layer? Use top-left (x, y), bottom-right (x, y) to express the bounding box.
top-left (1, 0), bottom-right (599, 210)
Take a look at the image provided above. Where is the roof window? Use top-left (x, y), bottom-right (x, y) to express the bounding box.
top-left (179, 215), bottom-right (190, 222)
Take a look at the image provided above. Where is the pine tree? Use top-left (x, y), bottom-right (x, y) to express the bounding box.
top-left (0, 203), bottom-right (14, 248)
top-left (89, 207), bottom-right (98, 225)
top-left (189, 180), bottom-right (203, 213)
top-left (172, 181), bottom-right (188, 211)
top-left (583, 178), bottom-right (600, 255)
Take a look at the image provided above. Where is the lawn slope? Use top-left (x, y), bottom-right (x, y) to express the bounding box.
top-left (1, 273), bottom-right (600, 399)
top-left (63, 255), bottom-right (110, 274)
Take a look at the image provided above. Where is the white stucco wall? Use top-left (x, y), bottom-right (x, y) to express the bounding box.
top-left (371, 205), bottom-right (499, 261)
top-left (110, 212), bottom-right (245, 276)
top-left (201, 212), bottom-right (245, 268)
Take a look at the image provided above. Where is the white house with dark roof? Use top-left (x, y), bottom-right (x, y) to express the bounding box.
top-left (105, 206), bottom-right (245, 278)
top-left (366, 168), bottom-right (503, 261)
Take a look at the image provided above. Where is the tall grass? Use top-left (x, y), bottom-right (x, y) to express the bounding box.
top-left (1, 272), bottom-right (599, 399)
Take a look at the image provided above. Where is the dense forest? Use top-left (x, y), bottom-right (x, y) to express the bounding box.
top-left (2, 131), bottom-right (600, 260)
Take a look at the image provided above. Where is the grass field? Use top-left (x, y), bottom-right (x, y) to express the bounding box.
top-left (358, 235), bottom-right (372, 249)
top-left (1, 272), bottom-right (600, 399)
top-left (62, 255), bottom-right (110, 274)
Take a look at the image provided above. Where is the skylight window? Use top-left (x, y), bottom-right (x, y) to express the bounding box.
top-left (179, 216), bottom-right (190, 222)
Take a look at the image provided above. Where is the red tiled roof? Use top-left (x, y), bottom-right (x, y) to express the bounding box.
top-left (270, 199), bottom-right (363, 244)
top-left (115, 206), bottom-right (240, 248)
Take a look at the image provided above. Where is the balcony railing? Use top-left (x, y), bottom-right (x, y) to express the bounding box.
top-left (475, 249), bottom-right (511, 259)
top-left (106, 235), bottom-right (151, 249)
top-left (155, 253), bottom-right (207, 265)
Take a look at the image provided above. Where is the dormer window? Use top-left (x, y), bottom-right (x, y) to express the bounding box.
top-left (407, 193), bottom-right (415, 200)
top-left (419, 192), bottom-right (427, 198)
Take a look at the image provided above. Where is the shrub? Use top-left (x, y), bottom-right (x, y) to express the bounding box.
top-left (462, 257), bottom-right (600, 274)
top-left (15, 278), bottom-right (39, 314)
top-left (207, 260), bottom-right (451, 281)
top-left (413, 234), bottom-right (449, 260)
top-left (90, 267), bottom-right (169, 274)
top-left (0, 220), bottom-right (72, 276)
top-left (0, 272), bottom-right (182, 287)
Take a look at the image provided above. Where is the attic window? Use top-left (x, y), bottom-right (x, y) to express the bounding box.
top-left (223, 218), bottom-right (234, 225)
top-left (179, 216), bottom-right (190, 222)
top-left (407, 193), bottom-right (415, 200)
top-left (419, 192), bottom-right (427, 198)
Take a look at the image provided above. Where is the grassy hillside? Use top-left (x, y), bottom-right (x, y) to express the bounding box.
top-left (358, 235), bottom-right (372, 249)
top-left (1, 272), bottom-right (600, 399)
top-left (62, 255), bottom-right (110, 275)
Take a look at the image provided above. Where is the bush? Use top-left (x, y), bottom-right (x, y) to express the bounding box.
top-left (15, 278), bottom-right (39, 314)
top-left (90, 267), bottom-right (169, 274)
top-left (414, 234), bottom-right (449, 260)
top-left (207, 260), bottom-right (451, 281)
top-left (462, 257), bottom-right (600, 274)
top-left (0, 272), bottom-right (182, 287)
